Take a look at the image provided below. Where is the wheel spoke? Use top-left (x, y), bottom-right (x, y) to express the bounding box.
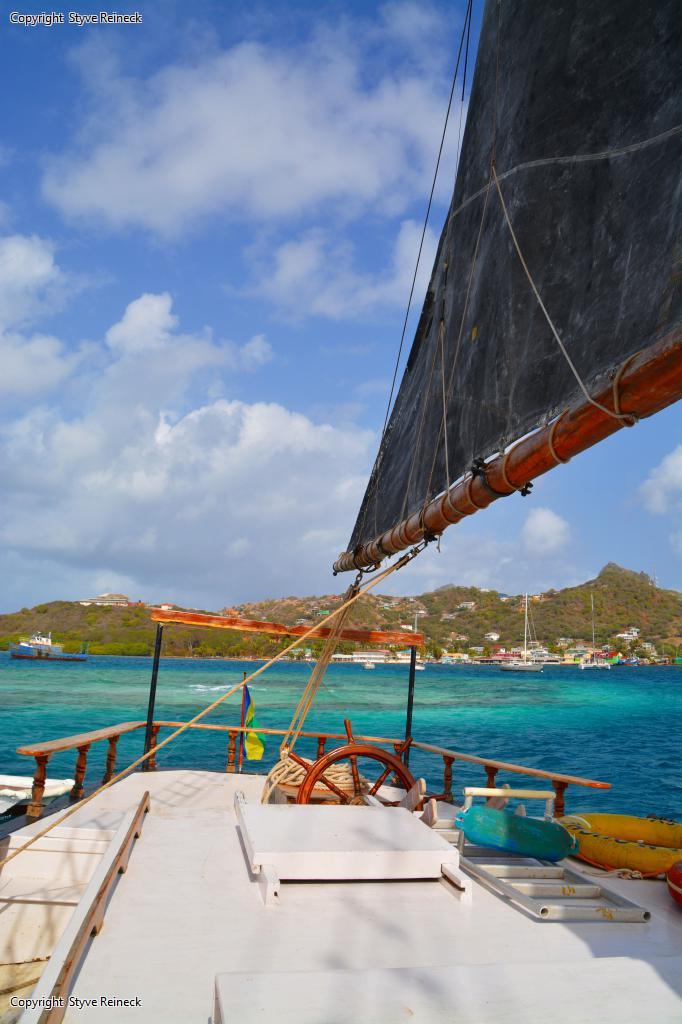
top-left (369, 765), bottom-right (393, 797)
top-left (349, 755), bottom-right (362, 797)
top-left (317, 772), bottom-right (350, 803)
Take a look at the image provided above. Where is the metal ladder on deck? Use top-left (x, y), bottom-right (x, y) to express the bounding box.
top-left (460, 850), bottom-right (650, 922)
top-left (435, 787), bottom-right (650, 923)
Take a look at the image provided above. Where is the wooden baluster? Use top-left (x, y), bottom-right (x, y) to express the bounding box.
top-left (147, 725), bottom-right (161, 771)
top-left (72, 744), bottom-right (90, 799)
top-left (226, 729), bottom-right (238, 773)
top-left (316, 736), bottom-right (326, 759)
top-left (442, 756), bottom-right (454, 802)
top-left (27, 754), bottom-right (50, 817)
top-left (485, 765), bottom-right (498, 790)
top-left (103, 735), bottom-right (119, 782)
top-left (553, 780), bottom-right (567, 818)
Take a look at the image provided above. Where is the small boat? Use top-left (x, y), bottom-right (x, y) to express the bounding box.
top-left (0, 774), bottom-right (74, 815)
top-left (362, 661), bottom-right (375, 670)
top-left (10, 632), bottom-right (88, 661)
top-left (500, 595), bottom-right (544, 672)
top-left (561, 813), bottom-right (682, 876)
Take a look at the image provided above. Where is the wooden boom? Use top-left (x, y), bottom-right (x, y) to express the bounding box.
top-left (334, 329), bottom-right (682, 573)
top-left (150, 608), bottom-right (423, 646)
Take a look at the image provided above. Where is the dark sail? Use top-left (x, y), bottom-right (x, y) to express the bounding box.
top-left (337, 0), bottom-right (681, 570)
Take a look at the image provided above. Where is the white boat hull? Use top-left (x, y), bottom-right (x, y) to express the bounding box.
top-left (500, 662), bottom-right (544, 672)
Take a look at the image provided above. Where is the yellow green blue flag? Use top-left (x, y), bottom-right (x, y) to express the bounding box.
top-left (242, 685), bottom-right (265, 761)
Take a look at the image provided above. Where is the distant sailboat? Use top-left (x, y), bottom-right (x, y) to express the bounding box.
top-left (501, 595), bottom-right (544, 673)
top-left (581, 593), bottom-right (612, 670)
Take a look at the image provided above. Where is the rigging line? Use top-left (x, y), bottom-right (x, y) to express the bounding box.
top-left (491, 165), bottom-right (637, 425)
top-left (0, 549), bottom-right (421, 871)
top-left (421, 167), bottom-right (493, 509)
top-left (452, 0), bottom-right (472, 188)
top-left (439, 319), bottom-right (450, 487)
top-left (450, 124), bottom-right (682, 226)
top-left (378, 0), bottom-right (473, 443)
top-left (397, 314), bottom-right (444, 526)
top-left (358, 0), bottom-right (474, 544)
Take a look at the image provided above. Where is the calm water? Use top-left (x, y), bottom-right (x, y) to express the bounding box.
top-left (1, 653), bottom-right (680, 818)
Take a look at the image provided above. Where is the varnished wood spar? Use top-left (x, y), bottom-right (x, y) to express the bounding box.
top-left (150, 607), bottom-right (423, 646)
top-left (334, 329), bottom-right (682, 572)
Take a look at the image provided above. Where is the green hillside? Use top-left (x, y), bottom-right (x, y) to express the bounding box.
top-left (0, 564), bottom-right (680, 659)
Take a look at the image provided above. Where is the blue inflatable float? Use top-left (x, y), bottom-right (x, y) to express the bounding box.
top-left (455, 806), bottom-right (579, 862)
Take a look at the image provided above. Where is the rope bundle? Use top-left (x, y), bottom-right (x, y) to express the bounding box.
top-left (261, 754), bottom-right (369, 805)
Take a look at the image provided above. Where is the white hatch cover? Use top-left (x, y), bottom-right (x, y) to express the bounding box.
top-left (234, 793), bottom-right (467, 902)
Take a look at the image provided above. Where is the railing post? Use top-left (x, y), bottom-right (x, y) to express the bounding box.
top-left (485, 765), bottom-right (498, 789)
top-left (316, 736), bottom-right (326, 759)
top-left (72, 744), bottom-right (90, 799)
top-left (553, 780), bottom-right (568, 818)
top-left (442, 756), bottom-right (454, 802)
top-left (403, 645), bottom-right (417, 767)
top-left (27, 754), bottom-right (49, 817)
top-left (226, 730), bottom-right (238, 773)
top-left (103, 735), bottom-right (119, 782)
top-left (143, 623), bottom-right (164, 769)
top-left (147, 725), bottom-right (161, 771)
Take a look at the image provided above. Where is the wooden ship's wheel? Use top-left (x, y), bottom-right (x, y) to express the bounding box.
top-left (290, 720), bottom-right (416, 806)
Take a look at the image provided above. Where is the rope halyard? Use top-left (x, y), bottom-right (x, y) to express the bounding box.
top-left (492, 165), bottom-right (639, 427)
top-left (279, 581), bottom-right (359, 758)
top-left (0, 548), bottom-right (423, 870)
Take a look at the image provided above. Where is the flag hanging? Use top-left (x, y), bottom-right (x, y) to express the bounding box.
top-left (241, 685), bottom-right (265, 761)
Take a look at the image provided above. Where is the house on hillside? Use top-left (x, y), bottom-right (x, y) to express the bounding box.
top-left (484, 630), bottom-right (501, 642)
top-left (457, 601), bottom-right (476, 611)
top-left (79, 593), bottom-right (130, 607)
top-left (616, 626), bottom-right (641, 642)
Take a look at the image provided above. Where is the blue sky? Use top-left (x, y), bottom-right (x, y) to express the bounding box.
top-left (0, 0), bottom-right (680, 612)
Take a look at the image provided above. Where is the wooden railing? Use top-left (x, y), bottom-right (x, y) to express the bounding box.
top-left (17, 721), bottom-right (610, 818)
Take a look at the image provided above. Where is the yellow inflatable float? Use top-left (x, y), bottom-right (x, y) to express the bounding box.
top-left (561, 813), bottom-right (682, 876)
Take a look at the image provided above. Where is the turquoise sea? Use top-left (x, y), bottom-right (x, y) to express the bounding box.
top-left (1, 654), bottom-right (680, 819)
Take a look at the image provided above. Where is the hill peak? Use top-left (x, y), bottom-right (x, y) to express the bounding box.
top-left (596, 563), bottom-right (653, 585)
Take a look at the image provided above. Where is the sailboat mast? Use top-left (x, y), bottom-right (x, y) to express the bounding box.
top-left (524, 594), bottom-right (529, 662)
top-left (591, 593), bottom-right (596, 651)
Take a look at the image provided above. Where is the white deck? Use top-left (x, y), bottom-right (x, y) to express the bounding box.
top-left (9, 769), bottom-right (682, 1023)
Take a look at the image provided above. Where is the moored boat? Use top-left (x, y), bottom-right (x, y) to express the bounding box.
top-left (500, 596), bottom-right (544, 672)
top-left (9, 632), bottom-right (88, 662)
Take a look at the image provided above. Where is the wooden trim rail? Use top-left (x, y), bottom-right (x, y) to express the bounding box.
top-left (17, 723), bottom-right (146, 816)
top-left (411, 740), bottom-right (610, 816)
top-left (17, 722), bottom-right (609, 819)
top-left (21, 792), bottom-right (150, 1024)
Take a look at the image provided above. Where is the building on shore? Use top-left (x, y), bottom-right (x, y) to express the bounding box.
top-left (79, 592), bottom-right (130, 607)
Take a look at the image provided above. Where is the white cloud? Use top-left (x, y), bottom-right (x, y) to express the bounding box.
top-left (42, 26), bottom-right (457, 235)
top-left (0, 331), bottom-right (77, 396)
top-left (105, 292), bottom-right (178, 353)
top-left (0, 233), bottom-right (65, 329)
top-left (521, 508), bottom-right (570, 556)
top-left (640, 444), bottom-right (682, 558)
top-left (0, 292), bottom-right (371, 607)
top-left (639, 444), bottom-right (682, 514)
top-left (0, 233), bottom-right (83, 396)
top-left (254, 220), bottom-right (438, 319)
